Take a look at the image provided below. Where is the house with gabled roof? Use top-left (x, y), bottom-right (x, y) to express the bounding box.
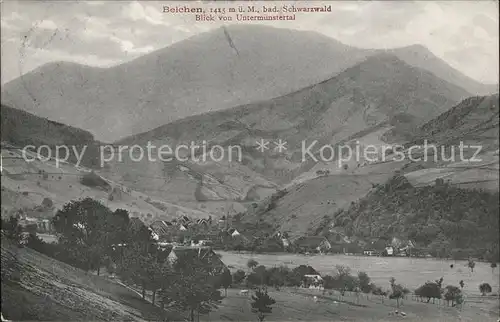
top-left (294, 236), bottom-right (332, 253)
top-left (149, 220), bottom-right (174, 240)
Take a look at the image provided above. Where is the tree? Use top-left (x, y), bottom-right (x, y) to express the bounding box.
top-left (389, 277), bottom-right (408, 308)
top-left (52, 198), bottom-right (115, 274)
top-left (233, 269), bottom-right (246, 285)
top-left (415, 281), bottom-right (442, 303)
top-left (459, 280), bottom-right (464, 289)
top-left (247, 259), bottom-right (259, 271)
top-left (479, 283), bottom-right (492, 296)
top-left (251, 287), bottom-right (276, 322)
top-left (443, 285), bottom-right (462, 306)
top-left (220, 269), bottom-right (232, 296)
top-left (42, 197), bottom-right (53, 208)
top-left (358, 271), bottom-right (371, 293)
top-left (490, 262), bottom-right (497, 273)
top-left (117, 243), bottom-right (160, 300)
top-left (330, 265), bottom-right (358, 293)
top-left (2, 216), bottom-right (22, 244)
top-left (467, 259), bottom-right (475, 273)
top-left (166, 253), bottom-right (223, 322)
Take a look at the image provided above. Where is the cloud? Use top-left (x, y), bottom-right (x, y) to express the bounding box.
top-left (123, 2), bottom-right (166, 26)
top-left (37, 19), bottom-right (57, 30)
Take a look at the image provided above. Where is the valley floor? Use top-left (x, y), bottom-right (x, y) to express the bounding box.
top-left (2, 241), bottom-right (498, 322)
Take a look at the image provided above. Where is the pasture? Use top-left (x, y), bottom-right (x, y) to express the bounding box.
top-left (205, 287), bottom-right (498, 321)
top-left (219, 251), bottom-right (499, 296)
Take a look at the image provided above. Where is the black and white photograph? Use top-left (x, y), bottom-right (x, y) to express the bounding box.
top-left (1, 1), bottom-right (499, 321)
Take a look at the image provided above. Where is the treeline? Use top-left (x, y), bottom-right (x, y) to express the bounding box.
top-left (332, 175), bottom-right (500, 261)
top-left (0, 198), bottom-right (228, 322)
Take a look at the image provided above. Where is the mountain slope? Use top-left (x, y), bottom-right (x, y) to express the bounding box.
top-left (1, 238), bottom-right (174, 321)
top-left (1, 104), bottom-right (102, 169)
top-left (388, 45), bottom-right (498, 96)
top-left (328, 175), bottom-right (499, 261)
top-left (401, 94), bottom-right (499, 190)
top-left (0, 105), bottom-right (215, 224)
top-left (237, 94), bottom-right (499, 239)
top-left (2, 25), bottom-right (492, 142)
top-left (111, 53), bottom-right (469, 203)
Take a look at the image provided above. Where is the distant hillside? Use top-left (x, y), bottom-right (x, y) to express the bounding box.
top-left (328, 175), bottom-right (499, 261)
top-left (1, 104), bottom-right (101, 169)
top-left (2, 25), bottom-right (492, 142)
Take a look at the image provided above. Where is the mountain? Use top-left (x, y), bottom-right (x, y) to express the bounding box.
top-left (108, 53), bottom-right (469, 219)
top-left (388, 45), bottom-right (499, 96)
top-left (2, 25), bottom-right (493, 142)
top-left (1, 25), bottom-right (370, 141)
top-left (237, 94), bottom-right (499, 239)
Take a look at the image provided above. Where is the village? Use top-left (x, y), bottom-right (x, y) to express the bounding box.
top-left (17, 210), bottom-right (423, 260)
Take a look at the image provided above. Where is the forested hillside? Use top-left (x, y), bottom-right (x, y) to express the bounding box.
top-left (331, 175), bottom-right (499, 260)
top-left (1, 104), bottom-right (101, 169)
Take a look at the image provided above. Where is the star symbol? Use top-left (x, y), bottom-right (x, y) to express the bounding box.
top-left (274, 139), bottom-right (287, 153)
top-left (255, 139), bottom-right (270, 153)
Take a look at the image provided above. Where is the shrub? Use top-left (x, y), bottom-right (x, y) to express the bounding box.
top-left (80, 171), bottom-right (110, 189)
top-left (370, 284), bottom-right (387, 296)
top-left (479, 283), bottom-right (492, 296)
top-left (358, 272), bottom-right (371, 293)
top-left (233, 270), bottom-right (246, 284)
top-left (42, 197), bottom-right (53, 208)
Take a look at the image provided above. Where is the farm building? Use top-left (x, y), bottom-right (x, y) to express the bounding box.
top-left (302, 274), bottom-right (324, 289)
top-left (294, 236), bottom-right (332, 253)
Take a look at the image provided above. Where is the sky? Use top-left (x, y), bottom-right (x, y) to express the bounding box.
top-left (1, 0), bottom-right (499, 84)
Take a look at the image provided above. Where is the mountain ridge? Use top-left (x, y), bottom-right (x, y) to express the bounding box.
top-left (2, 25), bottom-right (495, 142)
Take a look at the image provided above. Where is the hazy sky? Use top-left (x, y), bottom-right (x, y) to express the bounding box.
top-left (1, 0), bottom-right (498, 84)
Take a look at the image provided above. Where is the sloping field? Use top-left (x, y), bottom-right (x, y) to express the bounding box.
top-left (0, 239), bottom-right (177, 321)
top-left (0, 145), bottom-right (212, 224)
